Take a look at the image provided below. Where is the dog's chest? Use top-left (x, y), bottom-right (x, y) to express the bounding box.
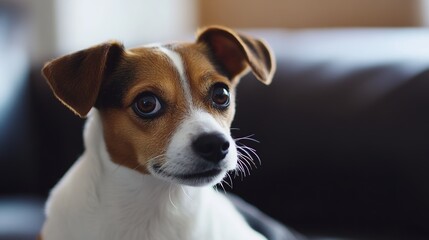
top-left (42, 156), bottom-right (264, 240)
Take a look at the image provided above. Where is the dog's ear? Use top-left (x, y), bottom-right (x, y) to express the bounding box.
top-left (42, 41), bottom-right (125, 118)
top-left (197, 26), bottom-right (276, 85)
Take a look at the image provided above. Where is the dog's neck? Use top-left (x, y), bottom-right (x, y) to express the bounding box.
top-left (81, 110), bottom-right (209, 239)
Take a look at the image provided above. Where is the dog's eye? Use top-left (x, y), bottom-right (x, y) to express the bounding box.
top-left (211, 83), bottom-right (230, 109)
top-left (132, 93), bottom-right (162, 118)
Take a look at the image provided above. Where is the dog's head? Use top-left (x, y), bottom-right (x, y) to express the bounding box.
top-left (42, 26), bottom-right (275, 186)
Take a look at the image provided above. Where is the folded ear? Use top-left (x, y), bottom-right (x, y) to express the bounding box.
top-left (197, 26), bottom-right (276, 85)
top-left (42, 41), bottom-right (125, 117)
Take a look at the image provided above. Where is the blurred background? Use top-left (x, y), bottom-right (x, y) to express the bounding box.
top-left (1, 0), bottom-right (429, 239)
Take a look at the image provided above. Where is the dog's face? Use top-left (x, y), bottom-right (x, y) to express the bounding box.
top-left (42, 26), bottom-right (275, 186)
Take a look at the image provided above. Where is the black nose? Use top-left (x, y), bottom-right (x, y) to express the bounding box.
top-left (192, 133), bottom-right (230, 163)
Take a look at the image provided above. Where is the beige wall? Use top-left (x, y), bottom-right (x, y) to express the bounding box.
top-left (199, 0), bottom-right (424, 28)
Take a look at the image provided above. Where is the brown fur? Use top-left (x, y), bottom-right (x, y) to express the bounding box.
top-left (99, 48), bottom-right (189, 172)
top-left (174, 43), bottom-right (237, 128)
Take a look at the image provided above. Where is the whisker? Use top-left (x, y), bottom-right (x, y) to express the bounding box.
top-left (240, 145), bottom-right (259, 157)
top-left (238, 149), bottom-right (257, 168)
top-left (244, 147), bottom-right (261, 165)
top-left (236, 161), bottom-right (245, 176)
top-left (233, 168), bottom-right (241, 178)
top-left (238, 160), bottom-right (250, 177)
top-left (218, 182), bottom-right (227, 194)
top-left (234, 134), bottom-right (262, 171)
top-left (234, 134), bottom-right (260, 143)
top-left (236, 137), bottom-right (262, 166)
top-left (240, 159), bottom-right (249, 177)
top-left (168, 184), bottom-right (178, 210)
top-left (241, 156), bottom-right (256, 171)
top-left (233, 162), bottom-right (243, 180)
top-left (226, 172), bottom-right (234, 189)
top-left (240, 157), bottom-right (252, 175)
top-left (181, 186), bottom-right (192, 200)
top-left (221, 179), bottom-right (233, 189)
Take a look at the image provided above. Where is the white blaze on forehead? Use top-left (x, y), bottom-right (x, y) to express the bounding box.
top-left (157, 46), bottom-right (193, 107)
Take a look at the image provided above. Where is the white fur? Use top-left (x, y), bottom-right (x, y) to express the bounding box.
top-left (41, 110), bottom-right (266, 240)
top-left (158, 46), bottom-right (193, 106)
top-left (149, 109), bottom-right (238, 186)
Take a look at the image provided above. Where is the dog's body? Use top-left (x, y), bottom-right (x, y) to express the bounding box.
top-left (40, 26), bottom-right (275, 240)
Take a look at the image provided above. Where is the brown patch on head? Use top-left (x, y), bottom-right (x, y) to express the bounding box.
top-left (98, 47), bottom-right (188, 173)
top-left (173, 43), bottom-right (237, 129)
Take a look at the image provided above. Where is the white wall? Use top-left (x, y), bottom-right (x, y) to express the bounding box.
top-left (25, 0), bottom-right (57, 64)
top-left (21, 0), bottom-right (197, 63)
top-left (55, 0), bottom-right (198, 54)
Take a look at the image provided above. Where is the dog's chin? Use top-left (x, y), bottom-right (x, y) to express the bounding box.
top-left (149, 165), bottom-right (227, 187)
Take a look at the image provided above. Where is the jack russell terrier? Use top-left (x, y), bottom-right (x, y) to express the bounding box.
top-left (40, 26), bottom-right (276, 240)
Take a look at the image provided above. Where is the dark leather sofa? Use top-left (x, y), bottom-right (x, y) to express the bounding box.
top-left (1, 28), bottom-right (429, 240)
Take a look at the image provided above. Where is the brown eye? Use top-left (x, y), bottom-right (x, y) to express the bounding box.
top-left (211, 83), bottom-right (230, 109)
top-left (132, 93), bottom-right (163, 118)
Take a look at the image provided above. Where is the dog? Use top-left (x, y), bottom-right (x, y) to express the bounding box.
top-left (39, 26), bottom-right (276, 240)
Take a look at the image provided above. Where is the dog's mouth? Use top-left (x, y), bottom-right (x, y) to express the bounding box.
top-left (175, 168), bottom-right (222, 180)
top-left (151, 164), bottom-right (224, 186)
